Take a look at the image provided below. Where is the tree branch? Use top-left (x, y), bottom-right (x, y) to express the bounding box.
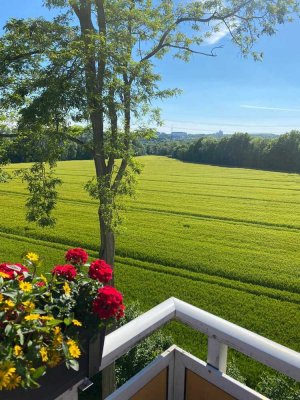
top-left (3, 50), bottom-right (42, 63)
top-left (163, 43), bottom-right (222, 57)
top-left (0, 132), bottom-right (90, 150)
top-left (111, 159), bottom-right (127, 192)
top-left (139, 0), bottom-right (253, 63)
top-left (64, 134), bottom-right (89, 147)
top-left (0, 133), bottom-right (17, 138)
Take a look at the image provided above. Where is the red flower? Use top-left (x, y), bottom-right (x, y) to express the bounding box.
top-left (88, 259), bottom-right (113, 283)
top-left (0, 263), bottom-right (29, 280)
top-left (52, 264), bottom-right (77, 281)
top-left (65, 248), bottom-right (88, 265)
top-left (92, 286), bottom-right (125, 320)
top-left (36, 281), bottom-right (46, 287)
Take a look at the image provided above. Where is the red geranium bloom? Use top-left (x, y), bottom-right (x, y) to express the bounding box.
top-left (65, 248), bottom-right (88, 265)
top-left (36, 281), bottom-right (46, 287)
top-left (88, 259), bottom-right (113, 283)
top-left (92, 286), bottom-right (125, 320)
top-left (0, 263), bottom-right (29, 280)
top-left (52, 264), bottom-right (77, 281)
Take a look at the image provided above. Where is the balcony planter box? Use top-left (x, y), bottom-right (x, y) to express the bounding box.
top-left (0, 249), bottom-right (124, 398)
top-left (1, 329), bottom-right (105, 400)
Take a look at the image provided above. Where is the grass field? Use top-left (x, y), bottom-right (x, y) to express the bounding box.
top-left (1, 156), bottom-right (300, 388)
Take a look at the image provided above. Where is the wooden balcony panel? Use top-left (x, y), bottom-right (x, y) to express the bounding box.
top-left (185, 369), bottom-right (236, 400)
top-left (130, 368), bottom-right (168, 400)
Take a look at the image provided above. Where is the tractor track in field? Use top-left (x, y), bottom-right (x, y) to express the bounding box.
top-left (1, 189), bottom-right (300, 232)
top-left (139, 178), bottom-right (300, 192)
top-left (137, 188), bottom-right (300, 206)
top-left (127, 206), bottom-right (300, 232)
top-left (1, 229), bottom-right (300, 306)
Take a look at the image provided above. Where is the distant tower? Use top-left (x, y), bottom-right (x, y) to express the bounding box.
top-left (215, 130), bottom-right (224, 138)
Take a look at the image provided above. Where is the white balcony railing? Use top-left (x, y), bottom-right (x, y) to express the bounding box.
top-left (101, 297), bottom-right (300, 379)
top-left (57, 297), bottom-right (300, 400)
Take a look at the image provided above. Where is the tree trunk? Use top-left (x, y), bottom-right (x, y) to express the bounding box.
top-left (99, 208), bottom-right (116, 398)
top-left (99, 214), bottom-right (115, 266)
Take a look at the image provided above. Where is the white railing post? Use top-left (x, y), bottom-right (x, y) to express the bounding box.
top-left (207, 336), bottom-right (228, 373)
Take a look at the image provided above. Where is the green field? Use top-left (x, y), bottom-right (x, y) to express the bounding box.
top-left (1, 156), bottom-right (300, 387)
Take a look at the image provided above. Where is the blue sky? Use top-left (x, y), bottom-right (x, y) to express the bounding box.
top-left (1, 1), bottom-right (300, 135)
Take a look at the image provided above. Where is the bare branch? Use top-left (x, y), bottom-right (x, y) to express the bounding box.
top-left (222, 18), bottom-right (241, 47)
top-left (163, 43), bottom-right (222, 57)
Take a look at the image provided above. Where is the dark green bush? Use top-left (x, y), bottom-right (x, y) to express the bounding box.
top-left (115, 301), bottom-right (173, 387)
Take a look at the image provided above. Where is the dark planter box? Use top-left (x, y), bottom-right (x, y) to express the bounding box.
top-left (2, 330), bottom-right (105, 400)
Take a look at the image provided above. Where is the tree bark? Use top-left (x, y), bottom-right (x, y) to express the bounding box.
top-left (99, 209), bottom-right (116, 399)
top-left (99, 211), bottom-right (115, 267)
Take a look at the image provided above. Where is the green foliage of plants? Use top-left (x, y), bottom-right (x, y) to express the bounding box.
top-left (227, 357), bottom-right (247, 385)
top-left (17, 163), bottom-right (62, 227)
top-left (0, 253), bottom-right (98, 390)
top-left (256, 372), bottom-right (300, 400)
top-left (173, 131), bottom-right (300, 173)
top-left (227, 359), bottom-right (300, 400)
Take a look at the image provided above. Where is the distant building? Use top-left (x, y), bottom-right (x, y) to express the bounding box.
top-left (156, 132), bottom-right (169, 140)
top-left (214, 130), bottom-right (224, 138)
top-left (171, 131), bottom-right (188, 140)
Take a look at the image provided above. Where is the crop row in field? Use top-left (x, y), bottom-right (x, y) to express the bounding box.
top-left (1, 228), bottom-right (300, 306)
top-left (5, 158), bottom-right (300, 228)
top-left (0, 190), bottom-right (299, 294)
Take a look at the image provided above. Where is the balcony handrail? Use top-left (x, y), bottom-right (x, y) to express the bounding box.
top-left (100, 297), bottom-right (300, 381)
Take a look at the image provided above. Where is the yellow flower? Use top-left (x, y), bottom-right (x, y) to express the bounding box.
top-left (26, 252), bottom-right (39, 263)
top-left (22, 300), bottom-right (35, 312)
top-left (39, 347), bottom-right (48, 362)
top-left (40, 315), bottom-right (54, 321)
top-left (52, 326), bottom-right (63, 347)
top-left (0, 370), bottom-right (9, 390)
top-left (67, 340), bottom-right (81, 359)
top-left (25, 314), bottom-right (40, 321)
top-left (0, 362), bottom-right (16, 389)
top-left (0, 272), bottom-right (9, 279)
top-left (72, 319), bottom-right (82, 327)
top-left (14, 345), bottom-right (23, 357)
top-left (19, 281), bottom-right (32, 293)
top-left (63, 282), bottom-right (71, 296)
top-left (5, 373), bottom-right (21, 390)
top-left (4, 299), bottom-right (15, 309)
top-left (53, 326), bottom-right (61, 335)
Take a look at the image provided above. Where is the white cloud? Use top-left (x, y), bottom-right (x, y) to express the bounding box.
top-left (205, 25), bottom-right (230, 45)
top-left (241, 105), bottom-right (300, 112)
